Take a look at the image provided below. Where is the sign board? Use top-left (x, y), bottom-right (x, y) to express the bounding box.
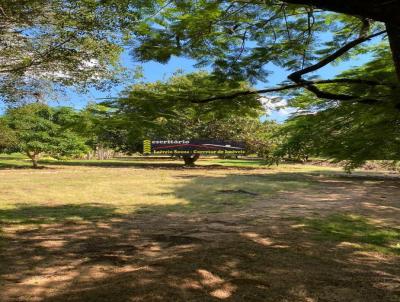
top-left (143, 139), bottom-right (246, 155)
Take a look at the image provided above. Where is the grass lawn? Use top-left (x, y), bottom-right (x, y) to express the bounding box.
top-left (0, 156), bottom-right (399, 301)
top-left (0, 153), bottom-right (342, 170)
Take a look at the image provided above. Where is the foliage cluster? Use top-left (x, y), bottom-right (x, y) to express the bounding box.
top-left (1, 104), bottom-right (88, 167)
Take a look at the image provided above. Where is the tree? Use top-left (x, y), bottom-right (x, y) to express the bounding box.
top-left (275, 47), bottom-right (400, 170)
top-left (102, 72), bottom-right (265, 165)
top-left (282, 0), bottom-right (400, 80)
top-left (0, 118), bottom-right (16, 150)
top-left (129, 1), bottom-right (397, 106)
top-left (0, 0), bottom-right (158, 103)
top-left (202, 116), bottom-right (281, 160)
top-left (73, 103), bottom-right (126, 159)
top-left (2, 1), bottom-right (400, 105)
top-left (4, 104), bottom-right (88, 168)
top-left (124, 1), bottom-right (400, 168)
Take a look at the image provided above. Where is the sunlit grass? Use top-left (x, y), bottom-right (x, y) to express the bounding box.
top-left (0, 164), bottom-right (314, 221)
top-left (0, 155), bottom-right (394, 226)
top-left (0, 153), bottom-right (342, 171)
top-left (0, 155), bottom-right (335, 223)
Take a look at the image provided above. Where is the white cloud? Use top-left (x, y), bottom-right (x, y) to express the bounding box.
top-left (259, 96), bottom-right (296, 120)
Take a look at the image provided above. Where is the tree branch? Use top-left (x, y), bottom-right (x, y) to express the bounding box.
top-left (288, 30), bottom-right (386, 82)
top-left (285, 30), bottom-right (386, 103)
top-left (281, 0), bottom-right (400, 25)
top-left (193, 29), bottom-right (388, 104)
top-left (192, 79), bottom-right (395, 103)
top-left (0, 34), bottom-right (77, 74)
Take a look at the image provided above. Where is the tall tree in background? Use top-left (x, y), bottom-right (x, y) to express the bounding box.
top-left (203, 117), bottom-right (281, 160)
top-left (74, 103), bottom-right (127, 159)
top-left (102, 72), bottom-right (269, 164)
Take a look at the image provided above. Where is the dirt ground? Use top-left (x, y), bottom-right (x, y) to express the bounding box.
top-left (0, 168), bottom-right (399, 302)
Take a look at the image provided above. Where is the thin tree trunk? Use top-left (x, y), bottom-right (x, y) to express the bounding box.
top-left (26, 151), bottom-right (39, 168)
top-left (32, 157), bottom-right (38, 168)
top-left (386, 23), bottom-right (400, 83)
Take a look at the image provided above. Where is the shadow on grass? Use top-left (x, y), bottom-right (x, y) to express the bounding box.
top-left (0, 161), bottom-right (33, 169)
top-left (144, 171), bottom-right (399, 215)
top-left (43, 159), bottom-right (187, 169)
top-left (0, 159), bottom-right (186, 170)
top-left (0, 157), bottom-right (269, 170)
top-left (0, 159), bottom-right (238, 170)
top-left (0, 155), bottom-right (26, 160)
top-left (1, 206), bottom-right (399, 301)
top-left (302, 214), bottom-right (400, 255)
top-left (209, 159), bottom-right (270, 167)
top-left (0, 204), bottom-right (118, 224)
top-left (144, 173), bottom-right (315, 214)
top-left (39, 159), bottom-right (277, 170)
top-left (0, 173), bottom-right (399, 301)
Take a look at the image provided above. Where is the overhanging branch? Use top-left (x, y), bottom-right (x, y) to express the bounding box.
top-left (192, 79), bottom-right (395, 103)
top-left (281, 0), bottom-right (400, 25)
top-left (193, 30), bottom-right (389, 104)
top-left (288, 30), bottom-right (386, 82)
top-left (287, 30), bottom-right (386, 102)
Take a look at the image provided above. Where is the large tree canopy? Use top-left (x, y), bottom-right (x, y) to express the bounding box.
top-left (0, 0), bottom-right (157, 103)
top-left (1, 1), bottom-right (399, 105)
top-left (283, 0), bottom-right (400, 79)
top-left (102, 72), bottom-right (264, 152)
top-left (128, 0), bottom-right (398, 105)
top-left (275, 47), bottom-right (400, 169)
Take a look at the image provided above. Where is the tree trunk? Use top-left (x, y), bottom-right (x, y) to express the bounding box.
top-left (386, 23), bottom-right (400, 83)
top-left (183, 154), bottom-right (200, 167)
top-left (26, 151), bottom-right (39, 168)
top-left (32, 157), bottom-right (38, 168)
